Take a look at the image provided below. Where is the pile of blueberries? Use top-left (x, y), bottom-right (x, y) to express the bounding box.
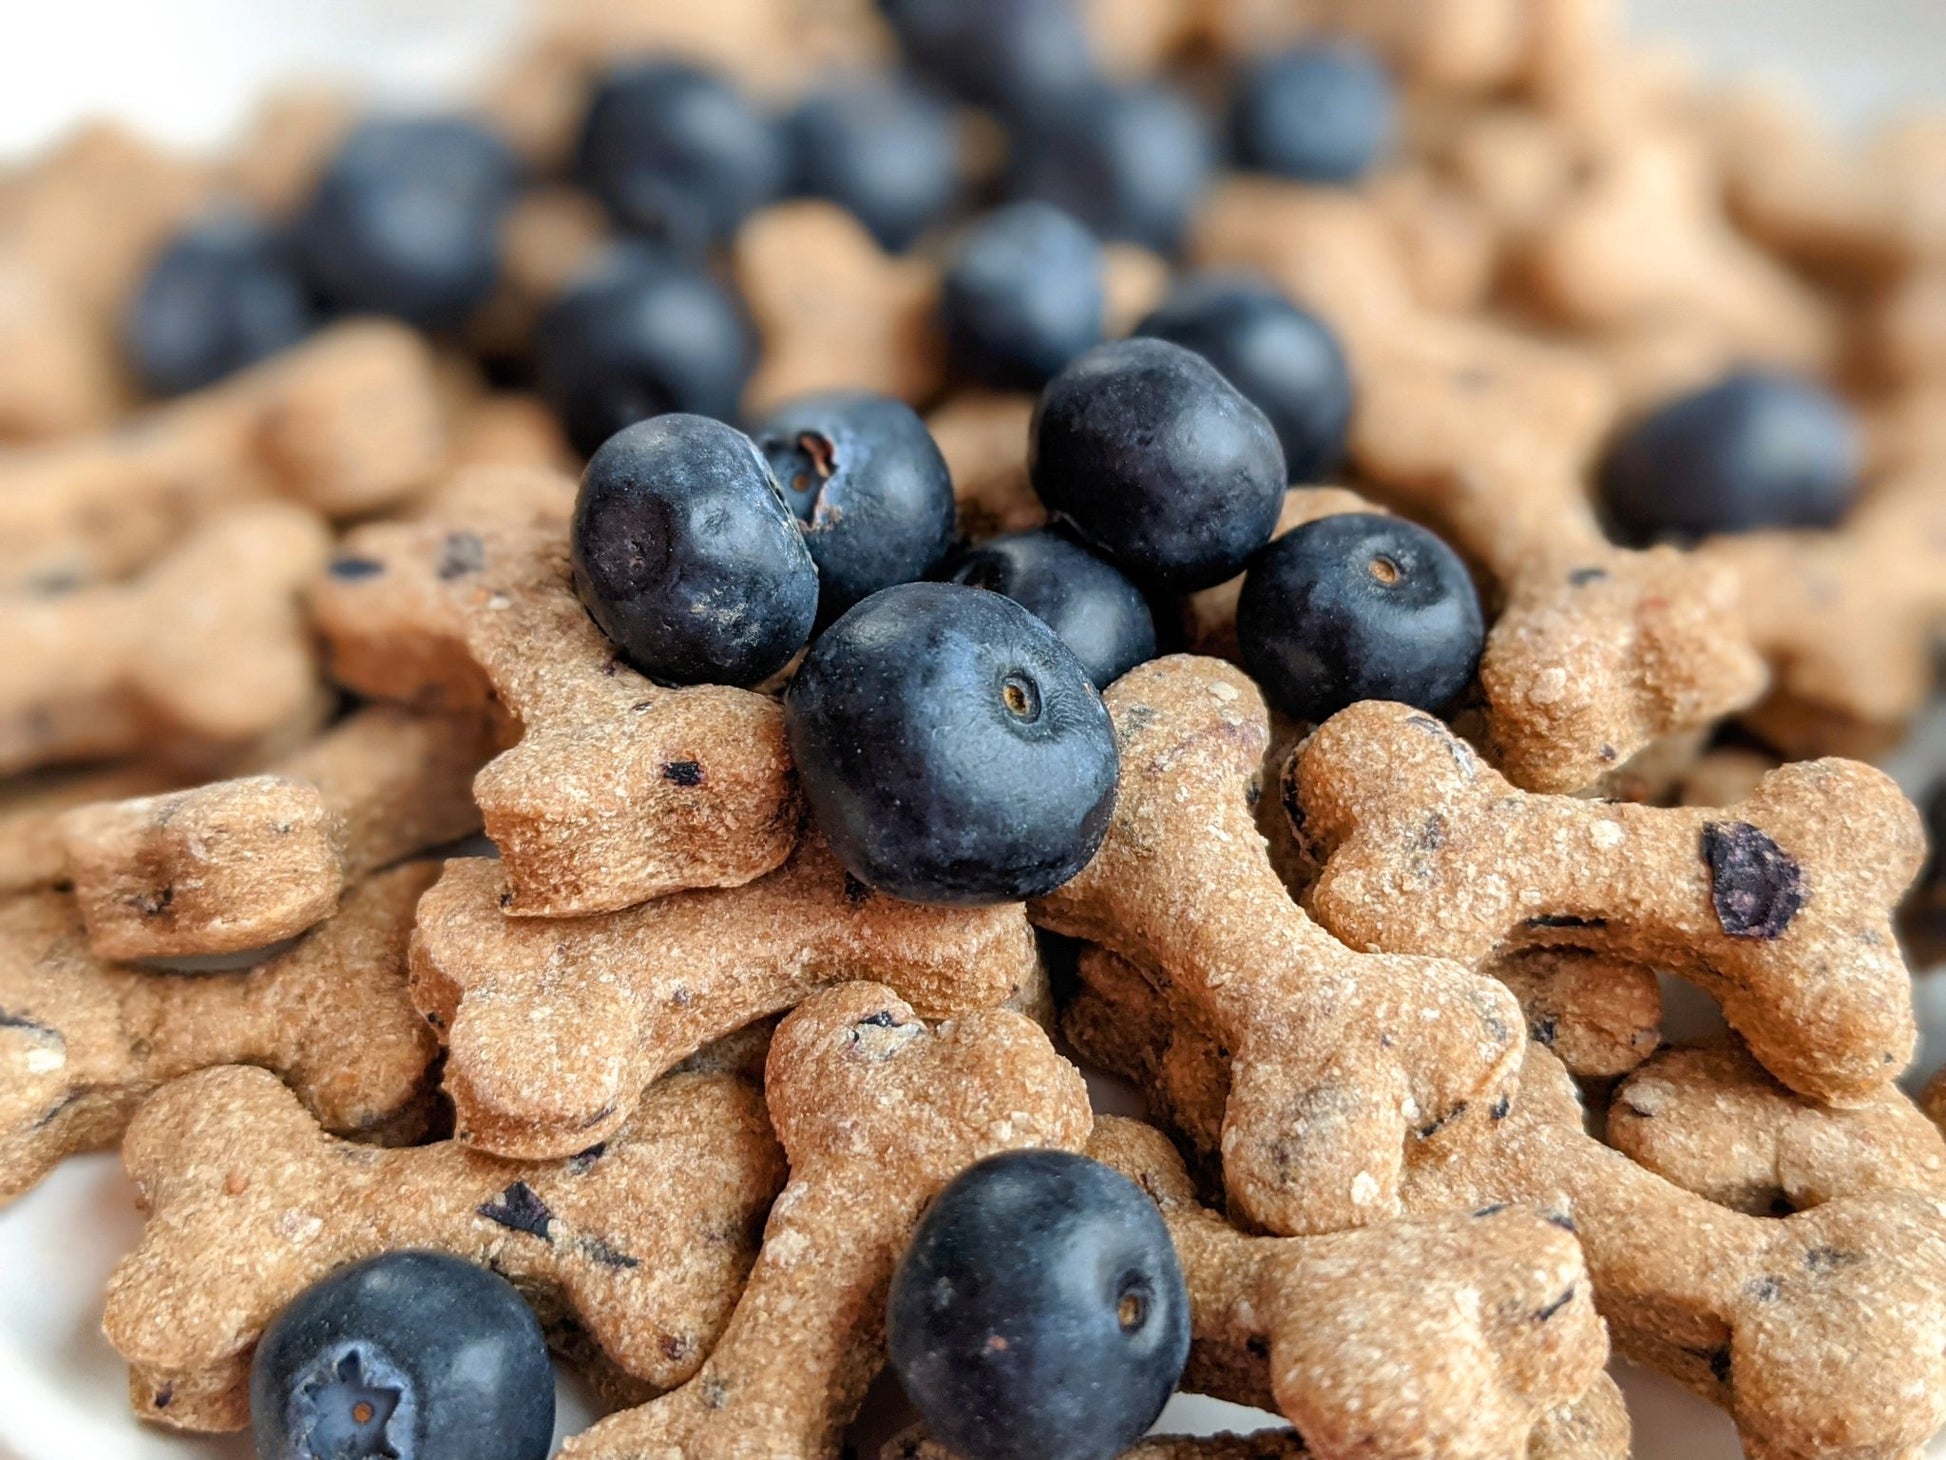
top-left (137, 4), bottom-right (1866, 1458)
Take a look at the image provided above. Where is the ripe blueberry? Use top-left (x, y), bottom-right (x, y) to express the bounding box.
top-left (1236, 512), bottom-right (1484, 723)
top-left (249, 1250), bottom-right (552, 1460)
top-left (1230, 42), bottom-right (1395, 184)
top-left (753, 391), bottom-right (957, 620)
top-left (1031, 337), bottom-right (1287, 592)
top-left (571, 414), bottom-right (817, 686)
top-left (942, 201), bottom-right (1104, 391)
top-left (126, 210), bottom-right (315, 397)
top-left (1599, 370), bottom-right (1861, 545)
top-left (291, 118), bottom-right (517, 330)
top-left (1136, 273), bottom-right (1353, 483)
top-left (879, 0), bottom-right (1098, 122)
top-left (888, 1150), bottom-right (1190, 1460)
top-left (533, 246), bottom-right (756, 458)
top-left (949, 531), bottom-right (1157, 691)
top-left (1010, 81), bottom-right (1214, 254)
top-left (785, 582), bottom-right (1117, 904)
top-left (786, 75), bottom-right (960, 252)
top-left (576, 60), bottom-right (784, 253)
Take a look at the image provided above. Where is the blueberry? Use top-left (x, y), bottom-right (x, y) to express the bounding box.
top-left (785, 582), bottom-right (1116, 904)
top-left (1010, 82), bottom-right (1214, 254)
top-left (1230, 42), bottom-right (1395, 185)
top-left (571, 414), bottom-right (817, 686)
top-left (786, 75), bottom-right (960, 251)
top-left (753, 391), bottom-right (957, 620)
top-left (126, 210), bottom-right (315, 397)
top-left (879, 0), bottom-right (1098, 122)
top-left (1236, 512), bottom-right (1483, 723)
top-left (888, 1150), bottom-right (1189, 1460)
top-left (249, 1250), bottom-right (552, 1460)
top-left (942, 201), bottom-right (1104, 391)
top-left (291, 118), bottom-right (518, 329)
top-left (576, 60), bottom-right (784, 253)
top-left (1030, 337), bottom-right (1286, 592)
top-left (1599, 370), bottom-right (1861, 545)
top-left (534, 246), bottom-right (756, 458)
top-left (1136, 274), bottom-right (1353, 483)
top-left (949, 531), bottom-right (1156, 690)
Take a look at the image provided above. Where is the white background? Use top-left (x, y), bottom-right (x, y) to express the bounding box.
top-left (0, 3), bottom-right (1942, 1459)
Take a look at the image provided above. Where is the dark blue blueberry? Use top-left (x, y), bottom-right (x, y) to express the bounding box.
top-left (576, 60), bottom-right (785, 253)
top-left (1599, 370), bottom-right (1862, 545)
top-left (1230, 42), bottom-right (1395, 185)
top-left (249, 1250), bottom-right (552, 1460)
top-left (1030, 337), bottom-right (1286, 592)
top-left (533, 246), bottom-right (756, 458)
top-left (1236, 512), bottom-right (1483, 723)
top-left (879, 0), bottom-right (1098, 122)
top-left (291, 118), bottom-right (518, 330)
top-left (753, 391), bottom-right (957, 620)
top-left (942, 201), bottom-right (1104, 391)
top-left (949, 531), bottom-right (1156, 690)
top-left (1136, 273), bottom-right (1353, 483)
top-left (126, 210), bottom-right (315, 397)
top-left (888, 1149), bottom-right (1189, 1460)
top-left (785, 582), bottom-right (1116, 904)
top-left (786, 75), bottom-right (960, 251)
top-left (1010, 82), bottom-right (1214, 254)
top-left (571, 414), bottom-right (817, 686)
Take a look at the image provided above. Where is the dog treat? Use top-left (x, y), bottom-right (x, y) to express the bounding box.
top-left (1089, 1115), bottom-right (1607, 1460)
top-left (0, 763), bottom-right (182, 894)
top-left (1675, 745), bottom-right (1779, 808)
top-left (1484, 946), bottom-right (1662, 1082)
top-left (0, 864), bottom-right (440, 1209)
top-left (556, 981), bottom-right (1090, 1460)
top-left (926, 392), bottom-right (1045, 541)
top-left (448, 390), bottom-right (577, 472)
top-left (104, 1059), bottom-right (785, 1430)
top-left (1, 501), bottom-right (330, 777)
top-left (1290, 698), bottom-right (1922, 1103)
top-left (736, 201), bottom-right (946, 414)
top-left (1033, 656), bottom-right (1528, 1238)
top-left (58, 704), bottom-right (496, 960)
top-left (1607, 1035), bottom-right (1946, 1212)
top-left (222, 84), bottom-right (352, 214)
top-left (311, 469), bottom-right (801, 915)
top-left (469, 184), bottom-right (610, 362)
top-left (0, 320), bottom-right (446, 593)
top-left (1926, 1068), bottom-right (1946, 1135)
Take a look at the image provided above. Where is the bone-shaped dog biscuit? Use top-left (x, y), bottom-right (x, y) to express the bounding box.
top-left (1031, 656), bottom-right (1527, 1237)
top-left (557, 981), bottom-right (1092, 1460)
top-left (410, 837), bottom-right (1040, 1158)
top-left (1088, 1116), bottom-right (1608, 1460)
top-left (0, 502), bottom-right (330, 777)
top-left (59, 705), bottom-right (495, 959)
top-left (0, 864), bottom-right (439, 1208)
top-left (1291, 699), bottom-right (1922, 1102)
top-left (1607, 1036), bottom-right (1946, 1212)
top-left (310, 469), bottom-right (800, 915)
top-left (104, 1060), bottom-right (785, 1430)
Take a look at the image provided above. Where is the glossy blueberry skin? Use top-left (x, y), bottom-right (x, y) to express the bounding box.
top-left (1010, 82), bottom-right (1214, 255)
top-left (249, 1250), bottom-right (553, 1460)
top-left (879, 0), bottom-right (1098, 122)
top-left (1030, 338), bottom-right (1287, 593)
top-left (1599, 370), bottom-right (1861, 545)
top-left (942, 201), bottom-right (1104, 391)
top-left (572, 414), bottom-right (818, 686)
top-left (1230, 42), bottom-right (1395, 185)
top-left (576, 60), bottom-right (785, 253)
top-left (888, 1150), bottom-right (1190, 1460)
top-left (126, 211), bottom-right (315, 397)
top-left (534, 247), bottom-right (756, 458)
top-left (753, 391), bottom-right (957, 621)
top-left (1137, 274), bottom-right (1353, 484)
top-left (786, 76), bottom-right (960, 251)
top-left (786, 582), bottom-right (1117, 904)
top-left (292, 118), bottom-right (517, 330)
top-left (1237, 512), bottom-right (1483, 723)
top-left (949, 531), bottom-right (1157, 691)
